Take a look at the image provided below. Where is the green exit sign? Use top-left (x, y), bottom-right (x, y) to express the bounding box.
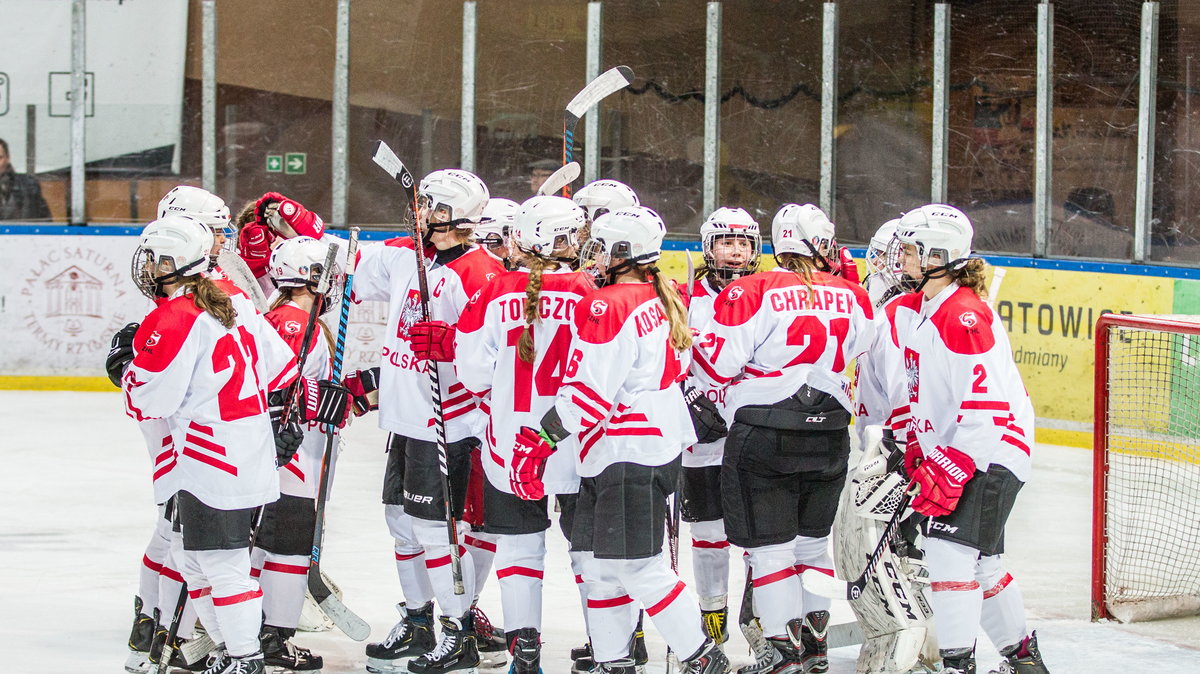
top-left (285, 153), bottom-right (307, 175)
top-left (266, 154), bottom-right (283, 173)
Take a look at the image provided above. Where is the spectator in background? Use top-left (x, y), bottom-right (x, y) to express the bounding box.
top-left (0, 138), bottom-right (51, 221)
top-left (528, 158), bottom-right (558, 196)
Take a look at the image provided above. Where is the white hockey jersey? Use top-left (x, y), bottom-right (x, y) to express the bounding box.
top-left (123, 290), bottom-right (299, 509)
top-left (455, 267), bottom-right (596, 495)
top-left (552, 282), bottom-right (697, 478)
top-left (693, 267), bottom-right (875, 419)
top-left (892, 283), bottom-right (1034, 481)
top-left (353, 239), bottom-right (504, 442)
top-left (265, 302), bottom-right (335, 500)
top-left (852, 294), bottom-right (910, 448)
top-left (685, 277), bottom-right (727, 468)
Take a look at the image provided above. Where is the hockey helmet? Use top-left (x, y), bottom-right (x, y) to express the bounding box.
top-left (700, 207), bottom-right (761, 280)
top-left (579, 206), bottom-right (665, 285)
top-left (893, 204), bottom-right (974, 272)
top-left (771, 203), bottom-right (837, 263)
top-left (417, 169), bottom-right (489, 231)
top-left (477, 198), bottom-right (519, 247)
top-left (573, 179), bottom-right (639, 222)
top-left (269, 236), bottom-right (342, 306)
top-left (132, 214), bottom-right (215, 299)
top-left (513, 195), bottom-right (587, 261)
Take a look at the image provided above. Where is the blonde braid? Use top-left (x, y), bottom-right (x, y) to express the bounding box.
top-left (518, 257), bottom-right (561, 363)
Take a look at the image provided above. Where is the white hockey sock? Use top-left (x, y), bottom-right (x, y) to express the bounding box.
top-left (386, 504), bottom-right (435, 607)
top-left (793, 534), bottom-right (834, 616)
top-left (617, 555), bottom-right (704, 660)
top-left (415, 517), bottom-right (476, 618)
top-left (569, 550), bottom-right (593, 633)
top-left (465, 527), bottom-right (498, 600)
top-left (139, 510), bottom-right (173, 613)
top-left (175, 541), bottom-right (222, 645)
top-left (976, 555), bottom-right (1028, 651)
top-left (163, 532), bottom-right (197, 640)
top-left (925, 538), bottom-right (984, 652)
top-left (746, 543), bottom-right (801, 638)
top-left (259, 552), bottom-right (309, 630)
top-left (495, 531), bottom-right (546, 631)
top-left (689, 519), bottom-right (731, 605)
top-left (581, 561), bottom-right (640, 663)
top-left (193, 548), bottom-right (263, 657)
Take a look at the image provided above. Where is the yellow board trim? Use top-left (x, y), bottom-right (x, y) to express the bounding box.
top-left (0, 376), bottom-right (115, 392)
top-left (1034, 427), bottom-right (1091, 449)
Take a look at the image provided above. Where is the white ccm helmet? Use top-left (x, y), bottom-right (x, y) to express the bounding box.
top-left (573, 179), bottom-right (640, 222)
top-left (864, 218), bottom-right (914, 306)
top-left (771, 203), bottom-right (837, 266)
top-left (580, 206), bottom-right (665, 285)
top-left (418, 169), bottom-right (490, 230)
top-left (477, 198), bottom-right (519, 247)
top-left (893, 204), bottom-right (974, 271)
top-left (269, 236), bottom-right (342, 305)
top-left (157, 185), bottom-right (231, 231)
top-left (700, 207), bottom-right (761, 280)
top-left (132, 214), bottom-right (214, 299)
top-left (513, 195), bottom-right (587, 261)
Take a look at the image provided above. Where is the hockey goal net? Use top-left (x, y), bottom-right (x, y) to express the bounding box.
top-left (1093, 314), bottom-right (1200, 622)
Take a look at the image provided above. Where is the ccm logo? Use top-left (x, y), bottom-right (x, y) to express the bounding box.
top-left (929, 521), bottom-right (959, 534)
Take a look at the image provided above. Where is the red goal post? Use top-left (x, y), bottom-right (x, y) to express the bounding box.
top-left (1093, 313), bottom-right (1200, 622)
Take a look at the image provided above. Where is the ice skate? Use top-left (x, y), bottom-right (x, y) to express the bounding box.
top-left (504, 627), bottom-right (542, 674)
top-left (210, 651), bottom-right (265, 674)
top-left (365, 602), bottom-right (437, 673)
top-left (150, 627), bottom-right (209, 672)
top-left (595, 658), bottom-right (638, 673)
top-left (939, 647), bottom-right (976, 674)
top-left (702, 606), bottom-right (730, 646)
top-left (989, 632), bottom-right (1049, 674)
top-left (682, 639), bottom-right (731, 673)
top-left (260, 625), bottom-right (323, 672)
top-left (570, 643), bottom-right (595, 673)
top-left (797, 611), bottom-right (829, 673)
top-left (126, 596), bottom-right (155, 673)
top-left (735, 634), bottom-right (802, 674)
top-left (469, 604), bottom-right (507, 668)
top-left (406, 614), bottom-right (480, 673)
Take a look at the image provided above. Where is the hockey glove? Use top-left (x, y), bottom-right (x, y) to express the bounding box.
top-left (684, 385), bottom-right (727, 444)
top-left (833, 246), bottom-right (860, 283)
top-left (269, 404), bottom-right (304, 466)
top-left (296, 377), bottom-right (353, 428)
top-left (275, 197), bottom-right (325, 239)
top-left (510, 426), bottom-right (556, 501)
top-left (106, 322), bottom-right (140, 387)
top-left (909, 445), bottom-right (976, 518)
top-left (409, 320), bottom-right (457, 362)
top-left (237, 221), bottom-right (275, 278)
top-left (342, 367), bottom-right (381, 416)
top-left (903, 431), bottom-right (923, 478)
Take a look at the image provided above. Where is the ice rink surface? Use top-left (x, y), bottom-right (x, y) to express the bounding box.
top-left (5, 390), bottom-right (1199, 673)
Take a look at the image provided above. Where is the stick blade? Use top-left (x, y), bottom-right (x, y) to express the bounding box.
top-left (801, 568), bottom-right (857, 600)
top-left (316, 593), bottom-right (371, 641)
top-left (565, 65), bottom-right (636, 120)
top-left (538, 161), bottom-right (581, 196)
top-left (371, 140), bottom-right (411, 188)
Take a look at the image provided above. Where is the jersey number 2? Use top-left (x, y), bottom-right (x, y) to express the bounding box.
top-left (212, 327), bottom-right (266, 421)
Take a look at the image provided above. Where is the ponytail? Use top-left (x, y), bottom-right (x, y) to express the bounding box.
top-left (517, 256), bottom-right (561, 363)
top-left (778, 254), bottom-right (818, 294)
top-left (950, 258), bottom-right (989, 300)
top-left (182, 276), bottom-right (236, 329)
top-left (646, 265), bottom-right (693, 352)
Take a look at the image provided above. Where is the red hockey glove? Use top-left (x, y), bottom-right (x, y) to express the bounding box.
top-left (342, 367), bottom-right (380, 416)
top-left (510, 426), bottom-right (556, 501)
top-left (238, 221), bottom-right (275, 278)
top-left (296, 377), bottom-right (353, 428)
top-left (275, 197), bottom-right (325, 239)
top-left (904, 431), bottom-right (923, 478)
top-left (837, 247), bottom-right (860, 283)
top-left (254, 192), bottom-right (287, 227)
top-left (409, 320), bottom-right (457, 362)
top-left (909, 445), bottom-right (976, 518)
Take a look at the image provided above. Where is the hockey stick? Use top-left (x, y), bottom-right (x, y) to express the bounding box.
top-left (306, 228), bottom-right (372, 640)
top-left (372, 140), bottom-right (466, 595)
top-left (216, 248), bottom-right (270, 312)
top-left (987, 266), bottom-right (1006, 309)
top-left (800, 484), bottom-right (918, 601)
top-left (537, 160), bottom-right (581, 197)
top-left (280, 243), bottom-right (340, 431)
top-left (561, 66), bottom-right (634, 198)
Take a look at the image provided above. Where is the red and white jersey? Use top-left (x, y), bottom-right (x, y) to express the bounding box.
top-left (353, 239), bottom-right (504, 442)
top-left (123, 291), bottom-right (299, 509)
top-left (456, 267), bottom-right (595, 494)
top-left (552, 282), bottom-right (696, 478)
top-left (265, 302), bottom-right (334, 500)
top-left (685, 277), bottom-right (726, 468)
top-left (692, 267), bottom-right (875, 419)
top-left (852, 294), bottom-right (910, 447)
top-left (893, 284), bottom-right (1034, 481)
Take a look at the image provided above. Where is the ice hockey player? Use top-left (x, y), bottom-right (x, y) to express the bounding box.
top-left (455, 194), bottom-right (595, 673)
top-left (890, 205), bottom-right (1048, 674)
top-left (477, 197), bottom-right (519, 266)
top-left (118, 214), bottom-right (305, 674)
top-left (571, 179), bottom-right (640, 249)
top-left (353, 169), bottom-right (505, 673)
top-left (113, 186), bottom-right (245, 673)
top-left (514, 206), bottom-right (731, 673)
top-left (683, 207), bottom-right (762, 648)
top-left (772, 203), bottom-right (860, 284)
top-left (255, 236), bottom-right (359, 671)
top-left (692, 204), bottom-right (875, 673)
top-left (235, 192), bottom-right (328, 297)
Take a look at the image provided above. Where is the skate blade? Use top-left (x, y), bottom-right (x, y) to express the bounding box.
top-left (478, 651), bottom-right (508, 668)
top-left (365, 658), bottom-right (414, 674)
top-left (266, 667), bottom-right (323, 674)
top-left (124, 649), bottom-right (150, 674)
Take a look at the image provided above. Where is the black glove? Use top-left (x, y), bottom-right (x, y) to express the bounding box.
top-left (342, 367), bottom-right (381, 416)
top-left (297, 377), bottom-right (353, 428)
top-left (269, 402), bottom-right (304, 466)
top-left (684, 385), bottom-right (727, 444)
top-left (106, 322), bottom-right (140, 387)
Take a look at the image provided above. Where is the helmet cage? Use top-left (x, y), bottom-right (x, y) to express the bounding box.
top-left (132, 248), bottom-right (208, 300)
top-left (702, 232), bottom-right (761, 281)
